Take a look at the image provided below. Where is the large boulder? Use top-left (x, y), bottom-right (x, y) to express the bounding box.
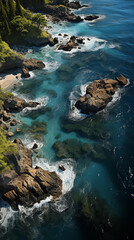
top-left (75, 75), bottom-right (128, 114)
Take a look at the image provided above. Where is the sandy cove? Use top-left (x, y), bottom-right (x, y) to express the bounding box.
top-left (0, 73), bottom-right (21, 90)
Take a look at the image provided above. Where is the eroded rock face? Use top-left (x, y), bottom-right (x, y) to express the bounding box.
top-left (0, 138), bottom-right (62, 210)
top-left (4, 96), bottom-right (39, 113)
top-left (0, 54), bottom-right (45, 75)
top-left (75, 75), bottom-right (128, 114)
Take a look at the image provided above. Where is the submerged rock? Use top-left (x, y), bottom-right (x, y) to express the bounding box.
top-left (75, 74), bottom-right (128, 114)
top-left (53, 139), bottom-right (105, 160)
top-left (0, 138), bottom-right (62, 210)
top-left (62, 115), bottom-right (109, 140)
top-left (74, 193), bottom-right (112, 237)
top-left (85, 15), bottom-right (99, 21)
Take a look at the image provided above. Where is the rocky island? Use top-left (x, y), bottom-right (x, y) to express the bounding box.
top-left (75, 74), bottom-right (128, 114)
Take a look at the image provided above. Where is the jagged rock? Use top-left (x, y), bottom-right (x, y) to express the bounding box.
top-left (16, 127), bottom-right (21, 133)
top-left (58, 36), bottom-right (85, 51)
top-left (4, 96), bottom-right (39, 113)
top-left (77, 38), bottom-right (85, 44)
top-left (3, 111), bottom-right (11, 122)
top-left (49, 37), bottom-right (58, 46)
top-left (7, 131), bottom-right (14, 137)
top-left (44, 5), bottom-right (70, 19)
top-left (22, 58), bottom-right (45, 71)
top-left (75, 75), bottom-right (128, 114)
top-left (0, 55), bottom-right (45, 74)
top-left (22, 68), bottom-right (30, 78)
top-left (32, 143), bottom-right (38, 149)
top-left (116, 74), bottom-right (128, 86)
top-left (0, 120), bottom-right (9, 130)
top-left (85, 15), bottom-right (99, 21)
top-left (44, 4), bottom-right (83, 23)
top-left (0, 138), bottom-right (62, 210)
top-left (10, 119), bottom-right (18, 126)
top-left (59, 165), bottom-right (66, 171)
top-left (68, 1), bottom-right (88, 9)
top-left (67, 15), bottom-right (83, 23)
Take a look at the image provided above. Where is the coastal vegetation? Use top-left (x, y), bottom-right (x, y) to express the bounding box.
top-left (0, 128), bottom-right (17, 173)
top-left (0, 0), bottom-right (48, 65)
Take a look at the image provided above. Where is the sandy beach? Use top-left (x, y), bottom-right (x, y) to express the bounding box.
top-left (0, 73), bottom-right (21, 90)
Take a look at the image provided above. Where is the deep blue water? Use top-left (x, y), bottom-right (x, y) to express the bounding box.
top-left (0, 0), bottom-right (134, 239)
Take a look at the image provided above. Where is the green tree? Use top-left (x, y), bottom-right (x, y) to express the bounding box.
top-left (8, 0), bottom-right (15, 19)
top-left (31, 13), bottom-right (47, 28)
top-left (15, 0), bottom-right (23, 16)
top-left (5, 0), bottom-right (10, 15)
top-left (0, 129), bottom-right (17, 173)
top-left (0, 0), bottom-right (8, 19)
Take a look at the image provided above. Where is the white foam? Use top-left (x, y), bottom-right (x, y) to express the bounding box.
top-left (21, 96), bottom-right (49, 116)
top-left (18, 196), bottom-right (52, 217)
top-left (23, 137), bottom-right (43, 150)
top-left (0, 158), bottom-right (76, 231)
top-left (68, 83), bottom-right (90, 121)
top-left (34, 158), bottom-right (76, 195)
top-left (55, 35), bottom-right (107, 54)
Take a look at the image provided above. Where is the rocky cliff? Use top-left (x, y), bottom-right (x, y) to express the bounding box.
top-left (0, 138), bottom-right (62, 210)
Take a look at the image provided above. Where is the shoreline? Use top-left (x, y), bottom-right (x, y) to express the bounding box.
top-left (0, 73), bottom-right (21, 91)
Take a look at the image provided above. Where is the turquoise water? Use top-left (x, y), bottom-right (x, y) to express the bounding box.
top-left (0, 0), bottom-right (134, 239)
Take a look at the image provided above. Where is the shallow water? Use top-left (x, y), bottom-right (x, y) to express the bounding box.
top-left (0, 0), bottom-right (134, 239)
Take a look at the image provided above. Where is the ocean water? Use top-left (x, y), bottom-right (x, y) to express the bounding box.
top-left (0, 0), bottom-right (134, 239)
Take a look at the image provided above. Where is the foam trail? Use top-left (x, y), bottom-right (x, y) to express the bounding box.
top-left (55, 36), bottom-right (107, 54)
top-left (33, 158), bottom-right (76, 195)
top-left (21, 96), bottom-right (49, 116)
top-left (68, 83), bottom-right (90, 121)
top-left (22, 136), bottom-right (43, 150)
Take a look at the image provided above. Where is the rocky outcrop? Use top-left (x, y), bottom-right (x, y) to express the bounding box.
top-left (44, 4), bottom-right (83, 22)
top-left (44, 5), bottom-right (70, 19)
top-left (58, 36), bottom-right (85, 51)
top-left (75, 74), bottom-right (128, 114)
top-left (67, 1), bottom-right (88, 9)
top-left (0, 138), bottom-right (62, 210)
top-left (3, 96), bottom-right (39, 113)
top-left (0, 54), bottom-right (45, 78)
top-left (85, 15), bottom-right (99, 21)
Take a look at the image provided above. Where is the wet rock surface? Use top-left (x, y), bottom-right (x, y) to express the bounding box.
top-left (75, 74), bottom-right (128, 114)
top-left (58, 36), bottom-right (85, 51)
top-left (85, 15), bottom-right (99, 21)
